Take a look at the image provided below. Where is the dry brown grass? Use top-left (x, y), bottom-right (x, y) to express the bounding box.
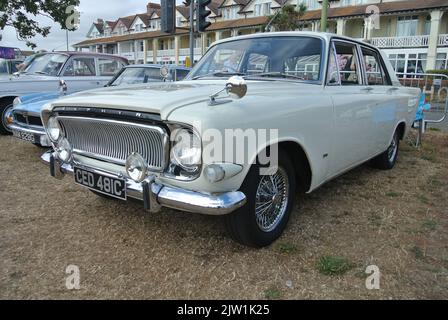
top-left (0, 131), bottom-right (447, 300)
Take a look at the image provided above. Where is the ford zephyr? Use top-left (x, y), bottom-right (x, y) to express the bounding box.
top-left (41, 32), bottom-right (420, 247)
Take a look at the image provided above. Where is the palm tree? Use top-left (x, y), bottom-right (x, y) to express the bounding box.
top-left (266, 4), bottom-right (308, 32)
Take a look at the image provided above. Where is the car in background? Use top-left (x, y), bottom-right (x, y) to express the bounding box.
top-left (10, 64), bottom-right (190, 147)
top-left (0, 51), bottom-right (128, 135)
top-left (41, 32), bottom-right (420, 247)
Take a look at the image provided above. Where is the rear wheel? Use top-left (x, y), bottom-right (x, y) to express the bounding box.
top-left (225, 149), bottom-right (296, 248)
top-left (370, 131), bottom-right (400, 170)
top-left (0, 104), bottom-right (14, 135)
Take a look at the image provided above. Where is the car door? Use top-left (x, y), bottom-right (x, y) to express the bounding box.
top-left (325, 40), bottom-right (376, 176)
top-left (359, 46), bottom-right (402, 154)
top-left (60, 56), bottom-right (101, 93)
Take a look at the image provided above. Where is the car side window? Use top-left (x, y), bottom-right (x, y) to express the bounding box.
top-left (63, 57), bottom-right (96, 76)
top-left (98, 58), bottom-right (123, 76)
top-left (174, 69), bottom-right (189, 81)
top-left (333, 41), bottom-right (361, 86)
top-left (361, 48), bottom-right (389, 86)
top-left (326, 43), bottom-right (340, 85)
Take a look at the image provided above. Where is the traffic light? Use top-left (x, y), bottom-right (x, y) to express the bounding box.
top-left (161, 0), bottom-right (176, 34)
top-left (197, 0), bottom-right (211, 33)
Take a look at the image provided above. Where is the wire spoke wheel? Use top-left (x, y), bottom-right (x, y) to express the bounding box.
top-left (255, 167), bottom-right (290, 233)
top-left (388, 134), bottom-right (398, 162)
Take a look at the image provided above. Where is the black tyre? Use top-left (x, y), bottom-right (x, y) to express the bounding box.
top-left (370, 131), bottom-right (400, 170)
top-left (0, 103), bottom-right (14, 135)
top-left (225, 149), bottom-right (297, 248)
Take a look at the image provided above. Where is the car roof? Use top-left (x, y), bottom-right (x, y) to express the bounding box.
top-left (44, 51), bottom-right (128, 61)
top-left (212, 31), bottom-right (380, 52)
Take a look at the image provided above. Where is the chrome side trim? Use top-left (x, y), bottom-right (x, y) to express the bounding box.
top-left (41, 151), bottom-right (246, 216)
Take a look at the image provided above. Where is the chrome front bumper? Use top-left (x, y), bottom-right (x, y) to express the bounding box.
top-left (10, 123), bottom-right (51, 147)
top-left (40, 151), bottom-right (246, 216)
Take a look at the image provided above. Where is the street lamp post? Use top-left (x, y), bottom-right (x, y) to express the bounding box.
top-left (320, 0), bottom-right (329, 32)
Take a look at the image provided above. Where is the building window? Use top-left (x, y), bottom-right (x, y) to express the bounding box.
top-left (436, 53), bottom-right (448, 70)
top-left (254, 3), bottom-right (271, 17)
top-left (423, 15), bottom-right (431, 35)
top-left (140, 41), bottom-right (144, 52)
top-left (396, 16), bottom-right (418, 37)
top-left (176, 17), bottom-right (182, 26)
top-left (406, 53), bottom-right (427, 74)
top-left (300, 0), bottom-right (318, 10)
top-left (341, 0), bottom-right (366, 6)
top-left (388, 54), bottom-right (406, 74)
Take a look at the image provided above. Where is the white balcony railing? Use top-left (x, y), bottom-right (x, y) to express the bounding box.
top-left (370, 35), bottom-right (429, 48)
top-left (439, 34), bottom-right (448, 46)
top-left (157, 49), bottom-right (175, 57)
top-left (179, 48), bottom-right (202, 56)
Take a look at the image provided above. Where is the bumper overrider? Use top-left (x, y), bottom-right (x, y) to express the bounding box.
top-left (40, 151), bottom-right (247, 216)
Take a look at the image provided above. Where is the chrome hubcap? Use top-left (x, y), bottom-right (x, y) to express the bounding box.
top-left (255, 167), bottom-right (290, 233)
top-left (388, 135), bottom-right (398, 162)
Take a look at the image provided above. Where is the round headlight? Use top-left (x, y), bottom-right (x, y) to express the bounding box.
top-left (126, 152), bottom-right (148, 183)
top-left (56, 138), bottom-right (72, 162)
top-left (171, 128), bottom-right (202, 172)
top-left (47, 117), bottom-right (61, 142)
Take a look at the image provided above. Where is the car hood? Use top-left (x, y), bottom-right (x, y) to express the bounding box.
top-left (46, 80), bottom-right (318, 120)
top-left (14, 91), bottom-right (62, 115)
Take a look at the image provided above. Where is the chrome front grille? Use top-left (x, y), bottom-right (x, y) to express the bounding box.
top-left (57, 116), bottom-right (168, 171)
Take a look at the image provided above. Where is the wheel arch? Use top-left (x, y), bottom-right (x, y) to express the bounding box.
top-left (251, 139), bottom-right (313, 193)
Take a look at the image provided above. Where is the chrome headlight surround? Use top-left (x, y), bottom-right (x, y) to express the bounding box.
top-left (47, 116), bottom-right (62, 142)
top-left (13, 97), bottom-right (21, 107)
top-left (166, 123), bottom-right (202, 179)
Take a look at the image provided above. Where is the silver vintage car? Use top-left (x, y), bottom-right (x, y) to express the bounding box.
top-left (0, 51), bottom-right (128, 134)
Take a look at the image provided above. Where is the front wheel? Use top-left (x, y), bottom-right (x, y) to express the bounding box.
top-left (225, 149), bottom-right (297, 248)
top-left (0, 104), bottom-right (14, 135)
top-left (370, 131), bottom-right (400, 170)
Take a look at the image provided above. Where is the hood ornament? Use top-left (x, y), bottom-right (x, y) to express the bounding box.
top-left (59, 79), bottom-right (68, 95)
top-left (209, 76), bottom-right (247, 105)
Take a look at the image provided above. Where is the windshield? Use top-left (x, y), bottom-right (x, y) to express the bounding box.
top-left (25, 53), bottom-right (68, 76)
top-left (110, 67), bottom-right (189, 86)
top-left (110, 67), bottom-right (164, 86)
top-left (187, 36), bottom-right (323, 82)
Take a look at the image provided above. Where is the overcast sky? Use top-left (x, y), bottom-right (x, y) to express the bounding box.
top-left (0, 0), bottom-right (169, 51)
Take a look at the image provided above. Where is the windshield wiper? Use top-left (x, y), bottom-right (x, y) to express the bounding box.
top-left (192, 71), bottom-right (245, 80)
top-left (248, 72), bottom-right (305, 80)
top-left (33, 71), bottom-right (48, 75)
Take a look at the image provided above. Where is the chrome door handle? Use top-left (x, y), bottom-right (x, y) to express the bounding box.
top-left (361, 87), bottom-right (374, 93)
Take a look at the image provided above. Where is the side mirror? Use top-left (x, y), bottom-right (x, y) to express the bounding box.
top-left (209, 76), bottom-right (248, 105)
top-left (59, 79), bottom-right (68, 95)
top-left (225, 76), bottom-right (247, 99)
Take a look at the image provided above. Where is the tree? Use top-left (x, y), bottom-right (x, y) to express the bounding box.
top-left (0, 0), bottom-right (80, 49)
top-left (266, 4), bottom-right (307, 32)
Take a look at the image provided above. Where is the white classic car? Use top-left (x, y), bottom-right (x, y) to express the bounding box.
top-left (41, 32), bottom-right (420, 247)
top-left (0, 52), bottom-right (128, 134)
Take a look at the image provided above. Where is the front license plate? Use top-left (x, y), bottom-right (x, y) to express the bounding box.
top-left (74, 166), bottom-right (126, 200)
top-left (13, 130), bottom-right (36, 143)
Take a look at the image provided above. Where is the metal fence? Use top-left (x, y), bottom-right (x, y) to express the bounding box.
top-left (396, 73), bottom-right (448, 146)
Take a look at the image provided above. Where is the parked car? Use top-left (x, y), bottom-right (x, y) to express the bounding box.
top-left (10, 64), bottom-right (191, 147)
top-left (0, 51), bottom-right (128, 134)
top-left (40, 32), bottom-right (420, 247)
